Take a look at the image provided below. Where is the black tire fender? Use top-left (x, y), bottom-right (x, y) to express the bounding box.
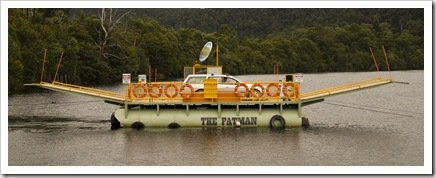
top-left (270, 115), bottom-right (286, 128)
top-left (111, 112), bottom-right (121, 130)
top-left (131, 121), bottom-right (145, 129)
top-left (168, 122), bottom-right (181, 129)
top-left (302, 117), bottom-right (310, 128)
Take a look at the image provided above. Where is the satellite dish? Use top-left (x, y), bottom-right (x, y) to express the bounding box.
top-left (199, 41), bottom-right (213, 62)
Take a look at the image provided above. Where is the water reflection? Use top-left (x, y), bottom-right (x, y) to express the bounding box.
top-left (117, 127), bottom-right (302, 166)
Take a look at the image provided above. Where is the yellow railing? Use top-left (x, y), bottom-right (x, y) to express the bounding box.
top-left (38, 80), bottom-right (300, 103)
top-left (125, 81), bottom-right (300, 102)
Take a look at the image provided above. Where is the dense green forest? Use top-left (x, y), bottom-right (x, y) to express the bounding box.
top-left (8, 8), bottom-right (424, 93)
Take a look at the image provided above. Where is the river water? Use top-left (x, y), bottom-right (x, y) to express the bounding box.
top-left (6, 71), bottom-right (426, 174)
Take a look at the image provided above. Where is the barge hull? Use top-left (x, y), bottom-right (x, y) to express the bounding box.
top-left (114, 106), bottom-right (302, 128)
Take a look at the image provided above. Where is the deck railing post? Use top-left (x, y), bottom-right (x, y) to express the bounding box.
top-left (40, 49), bottom-right (47, 83)
top-left (369, 47), bottom-right (381, 79)
top-left (52, 52), bottom-right (64, 84)
top-left (382, 45), bottom-right (393, 81)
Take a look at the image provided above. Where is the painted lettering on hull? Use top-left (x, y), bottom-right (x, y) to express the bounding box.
top-left (201, 117), bottom-right (217, 125)
top-left (201, 117), bottom-right (257, 126)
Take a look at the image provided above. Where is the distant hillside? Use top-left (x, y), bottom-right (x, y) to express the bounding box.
top-left (9, 8), bottom-right (423, 93)
top-left (130, 8), bottom-right (423, 38)
top-left (73, 8), bottom-right (423, 38)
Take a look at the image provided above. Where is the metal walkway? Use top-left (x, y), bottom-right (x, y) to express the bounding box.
top-left (299, 77), bottom-right (392, 102)
top-left (35, 82), bottom-right (126, 103)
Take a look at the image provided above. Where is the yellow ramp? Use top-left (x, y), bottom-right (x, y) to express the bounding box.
top-left (28, 81), bottom-right (126, 103)
top-left (300, 78), bottom-right (392, 103)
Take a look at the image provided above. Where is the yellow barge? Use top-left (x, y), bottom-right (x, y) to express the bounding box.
top-left (31, 72), bottom-right (392, 129)
top-left (26, 45), bottom-right (394, 129)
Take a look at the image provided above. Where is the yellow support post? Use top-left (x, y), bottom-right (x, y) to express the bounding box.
top-left (382, 45), bottom-right (392, 80)
top-left (155, 68), bottom-right (157, 82)
top-left (369, 47), bottom-right (381, 79)
top-left (215, 44), bottom-right (219, 66)
top-left (273, 64), bottom-right (278, 82)
top-left (148, 65), bottom-right (152, 83)
top-left (52, 51), bottom-right (64, 84)
top-left (40, 49), bottom-right (47, 83)
top-left (128, 83), bottom-right (132, 102)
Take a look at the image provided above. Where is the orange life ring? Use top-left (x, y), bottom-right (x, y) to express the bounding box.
top-left (294, 83), bottom-right (300, 92)
top-left (164, 83), bottom-right (179, 98)
top-left (148, 84), bottom-right (162, 98)
top-left (282, 82), bottom-right (296, 97)
top-left (294, 83), bottom-right (300, 97)
top-left (179, 84), bottom-right (194, 98)
top-left (133, 84), bottom-right (147, 98)
top-left (234, 83), bottom-right (249, 97)
top-left (250, 83), bottom-right (265, 98)
top-left (266, 83), bottom-right (280, 97)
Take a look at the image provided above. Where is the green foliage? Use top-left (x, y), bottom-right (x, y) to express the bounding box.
top-left (8, 8), bottom-right (424, 94)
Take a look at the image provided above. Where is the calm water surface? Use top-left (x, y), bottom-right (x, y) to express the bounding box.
top-left (8, 71), bottom-right (424, 166)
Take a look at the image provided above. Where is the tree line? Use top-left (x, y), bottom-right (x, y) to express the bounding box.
top-left (8, 8), bottom-right (423, 94)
